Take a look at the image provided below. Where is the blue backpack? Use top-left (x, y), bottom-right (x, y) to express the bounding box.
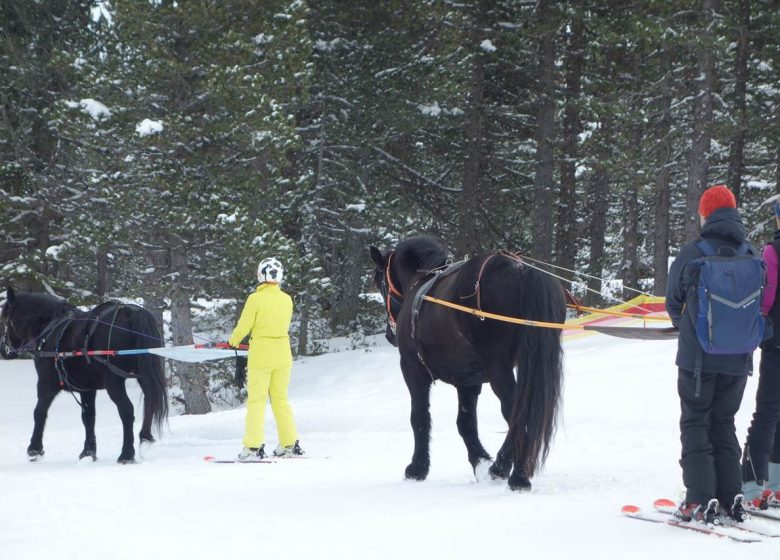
top-left (692, 240), bottom-right (765, 354)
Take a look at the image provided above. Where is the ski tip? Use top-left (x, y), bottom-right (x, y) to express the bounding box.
top-left (203, 455), bottom-right (216, 462)
top-left (621, 504), bottom-right (641, 515)
top-left (653, 498), bottom-right (677, 508)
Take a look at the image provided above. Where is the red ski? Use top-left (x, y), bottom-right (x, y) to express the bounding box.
top-left (653, 498), bottom-right (780, 537)
top-left (621, 504), bottom-right (761, 543)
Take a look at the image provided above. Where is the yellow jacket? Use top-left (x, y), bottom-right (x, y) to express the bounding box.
top-left (229, 283), bottom-right (293, 368)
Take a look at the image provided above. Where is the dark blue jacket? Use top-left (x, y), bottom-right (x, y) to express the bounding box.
top-left (665, 207), bottom-right (755, 375)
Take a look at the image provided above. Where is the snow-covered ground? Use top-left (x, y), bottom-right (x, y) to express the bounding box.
top-left (0, 333), bottom-right (776, 558)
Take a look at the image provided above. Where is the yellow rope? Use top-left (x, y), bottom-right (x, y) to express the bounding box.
top-left (422, 296), bottom-right (582, 330)
top-left (422, 297), bottom-right (671, 330)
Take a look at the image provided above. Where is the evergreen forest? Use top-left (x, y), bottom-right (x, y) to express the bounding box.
top-left (3, 1), bottom-right (780, 410)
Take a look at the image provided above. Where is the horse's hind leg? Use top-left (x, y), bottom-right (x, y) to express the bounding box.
top-left (137, 378), bottom-right (155, 444)
top-left (487, 370), bottom-right (515, 481)
top-left (79, 390), bottom-right (97, 461)
top-left (28, 379), bottom-right (60, 460)
top-left (455, 385), bottom-right (492, 478)
top-left (402, 358), bottom-right (433, 481)
top-left (105, 378), bottom-right (136, 463)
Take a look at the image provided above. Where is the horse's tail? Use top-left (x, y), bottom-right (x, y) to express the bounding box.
top-left (130, 308), bottom-right (169, 434)
top-left (510, 267), bottom-right (565, 478)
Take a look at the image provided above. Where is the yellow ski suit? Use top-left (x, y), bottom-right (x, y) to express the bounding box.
top-left (228, 283), bottom-right (297, 448)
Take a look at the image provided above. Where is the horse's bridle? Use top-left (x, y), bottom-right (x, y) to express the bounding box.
top-left (378, 252), bottom-right (404, 335)
top-left (0, 315), bottom-right (20, 359)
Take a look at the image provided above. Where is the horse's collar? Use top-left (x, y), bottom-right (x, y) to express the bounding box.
top-left (410, 260), bottom-right (467, 340)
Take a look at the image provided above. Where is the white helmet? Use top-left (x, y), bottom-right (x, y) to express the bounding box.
top-left (257, 257), bottom-right (284, 284)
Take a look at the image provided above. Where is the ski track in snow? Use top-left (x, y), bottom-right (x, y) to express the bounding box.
top-left (0, 334), bottom-right (777, 558)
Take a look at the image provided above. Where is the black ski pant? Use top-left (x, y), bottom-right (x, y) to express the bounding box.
top-left (743, 350), bottom-right (780, 482)
top-left (678, 368), bottom-right (748, 507)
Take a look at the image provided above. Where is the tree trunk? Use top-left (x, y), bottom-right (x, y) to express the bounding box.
top-left (296, 295), bottom-right (309, 356)
top-left (95, 246), bottom-right (111, 299)
top-left (585, 114), bottom-right (611, 307)
top-left (556, 0), bottom-right (584, 275)
top-left (726, 0), bottom-right (750, 204)
top-left (532, 0), bottom-right (556, 259)
top-left (457, 2), bottom-right (489, 257)
top-left (621, 125), bottom-right (641, 301)
top-left (685, 0), bottom-right (719, 242)
top-left (169, 241), bottom-right (211, 415)
top-left (653, 43), bottom-right (673, 296)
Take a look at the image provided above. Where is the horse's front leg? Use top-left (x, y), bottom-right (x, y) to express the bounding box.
top-left (455, 384), bottom-right (492, 478)
top-left (78, 390), bottom-right (97, 461)
top-left (28, 379), bottom-right (60, 461)
top-left (402, 358), bottom-right (432, 481)
top-left (105, 378), bottom-right (136, 463)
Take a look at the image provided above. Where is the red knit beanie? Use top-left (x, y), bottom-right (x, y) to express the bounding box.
top-left (698, 184), bottom-right (736, 218)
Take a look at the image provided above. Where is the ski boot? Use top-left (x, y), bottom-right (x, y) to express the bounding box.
top-left (727, 494), bottom-right (748, 522)
top-left (273, 440), bottom-right (304, 457)
top-left (674, 502), bottom-right (700, 522)
top-left (700, 499), bottom-right (721, 525)
top-left (237, 444), bottom-right (266, 462)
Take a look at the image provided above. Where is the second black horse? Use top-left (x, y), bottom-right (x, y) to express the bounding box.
top-left (370, 237), bottom-right (566, 490)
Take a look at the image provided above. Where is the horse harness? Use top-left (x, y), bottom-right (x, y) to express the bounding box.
top-left (34, 303), bottom-right (140, 391)
top-left (383, 251), bottom-right (525, 382)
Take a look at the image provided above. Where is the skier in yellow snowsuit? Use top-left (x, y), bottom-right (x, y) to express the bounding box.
top-left (229, 257), bottom-right (303, 461)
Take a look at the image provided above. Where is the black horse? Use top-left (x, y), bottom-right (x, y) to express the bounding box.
top-left (1, 288), bottom-right (168, 463)
top-left (370, 237), bottom-right (566, 491)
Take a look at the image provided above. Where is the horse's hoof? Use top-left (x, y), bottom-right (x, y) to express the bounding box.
top-left (79, 450), bottom-right (97, 462)
top-left (489, 461), bottom-right (510, 480)
top-left (139, 432), bottom-right (155, 444)
top-left (508, 473), bottom-right (532, 492)
top-left (117, 455), bottom-right (136, 464)
top-left (404, 463), bottom-right (429, 481)
top-left (27, 449), bottom-right (44, 462)
top-left (473, 458), bottom-right (493, 482)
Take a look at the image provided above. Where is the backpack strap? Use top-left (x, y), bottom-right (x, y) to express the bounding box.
top-left (696, 239), bottom-right (752, 258)
top-left (696, 239), bottom-right (716, 257)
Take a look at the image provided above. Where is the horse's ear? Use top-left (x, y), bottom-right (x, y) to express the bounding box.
top-left (369, 246), bottom-right (386, 269)
top-left (5, 286), bottom-right (14, 304)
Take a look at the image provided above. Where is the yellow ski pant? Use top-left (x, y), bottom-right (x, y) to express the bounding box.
top-left (243, 364), bottom-right (298, 448)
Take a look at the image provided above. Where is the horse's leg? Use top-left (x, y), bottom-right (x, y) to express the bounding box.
top-left (78, 390), bottom-right (98, 461)
top-left (455, 384), bottom-right (492, 477)
top-left (402, 357), bottom-right (433, 481)
top-left (506, 366), bottom-right (532, 492)
top-left (137, 378), bottom-right (155, 444)
top-left (105, 377), bottom-right (136, 463)
top-left (28, 378), bottom-right (60, 460)
top-left (487, 369), bottom-right (515, 481)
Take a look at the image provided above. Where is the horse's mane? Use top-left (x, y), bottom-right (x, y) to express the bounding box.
top-left (9, 292), bottom-right (77, 322)
top-left (395, 237), bottom-right (447, 271)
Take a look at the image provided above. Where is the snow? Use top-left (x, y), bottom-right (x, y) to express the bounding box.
top-left (136, 118), bottom-right (164, 137)
top-left (480, 39), bottom-right (497, 53)
top-left (418, 102), bottom-right (442, 116)
top-left (0, 334), bottom-right (776, 558)
top-left (66, 98), bottom-right (112, 121)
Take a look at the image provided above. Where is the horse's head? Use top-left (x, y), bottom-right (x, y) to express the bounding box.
top-left (369, 237), bottom-right (447, 346)
top-left (0, 287), bottom-right (73, 358)
top-left (369, 245), bottom-right (401, 346)
top-left (1, 287), bottom-right (20, 359)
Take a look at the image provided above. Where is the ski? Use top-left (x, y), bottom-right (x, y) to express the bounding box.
top-left (203, 454), bottom-right (327, 464)
top-left (621, 504), bottom-right (761, 543)
top-left (654, 498), bottom-right (780, 538)
top-left (203, 455), bottom-right (275, 464)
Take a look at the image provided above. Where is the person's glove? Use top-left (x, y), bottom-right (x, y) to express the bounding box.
top-left (234, 356), bottom-right (247, 387)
